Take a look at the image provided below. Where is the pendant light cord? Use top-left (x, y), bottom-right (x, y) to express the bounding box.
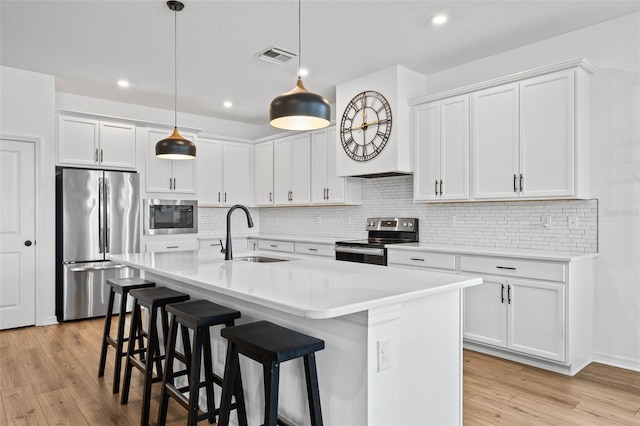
top-left (298, 0), bottom-right (301, 78)
top-left (174, 6), bottom-right (178, 128)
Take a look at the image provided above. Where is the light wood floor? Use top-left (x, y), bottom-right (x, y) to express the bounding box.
top-left (1, 317), bottom-right (639, 425)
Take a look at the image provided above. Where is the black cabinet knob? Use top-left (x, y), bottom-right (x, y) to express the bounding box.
top-left (24, 240), bottom-right (32, 247)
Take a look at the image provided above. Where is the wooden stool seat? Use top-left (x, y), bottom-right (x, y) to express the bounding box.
top-left (98, 277), bottom-right (155, 394)
top-left (120, 286), bottom-right (190, 426)
top-left (158, 300), bottom-right (246, 426)
top-left (218, 321), bottom-right (325, 426)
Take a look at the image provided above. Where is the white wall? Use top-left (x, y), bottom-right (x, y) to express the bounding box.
top-left (0, 66), bottom-right (57, 325)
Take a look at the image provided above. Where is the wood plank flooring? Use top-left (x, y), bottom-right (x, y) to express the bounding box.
top-left (1, 317), bottom-right (639, 425)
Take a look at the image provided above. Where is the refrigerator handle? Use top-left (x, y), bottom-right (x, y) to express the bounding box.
top-left (104, 177), bottom-right (110, 253)
top-left (98, 177), bottom-right (104, 253)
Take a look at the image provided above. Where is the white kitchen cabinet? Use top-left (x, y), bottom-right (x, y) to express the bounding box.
top-left (274, 134), bottom-right (311, 205)
top-left (255, 141), bottom-right (274, 206)
top-left (463, 277), bottom-right (507, 347)
top-left (413, 95), bottom-right (469, 201)
top-left (472, 69), bottom-right (582, 200)
top-left (146, 128), bottom-right (196, 193)
top-left (145, 239), bottom-right (197, 253)
top-left (311, 126), bottom-right (361, 205)
top-left (295, 242), bottom-right (335, 258)
top-left (257, 239), bottom-right (295, 253)
top-left (57, 115), bottom-right (136, 169)
top-left (197, 138), bottom-right (252, 206)
top-left (387, 249), bottom-right (456, 271)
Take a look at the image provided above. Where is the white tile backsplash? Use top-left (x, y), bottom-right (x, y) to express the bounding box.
top-left (257, 176), bottom-right (598, 253)
top-left (198, 207), bottom-right (260, 237)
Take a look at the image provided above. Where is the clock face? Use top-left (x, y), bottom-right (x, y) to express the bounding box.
top-left (340, 90), bottom-right (392, 162)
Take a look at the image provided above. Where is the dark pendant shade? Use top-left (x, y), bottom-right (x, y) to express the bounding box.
top-left (155, 127), bottom-right (196, 160)
top-left (270, 77), bottom-right (331, 131)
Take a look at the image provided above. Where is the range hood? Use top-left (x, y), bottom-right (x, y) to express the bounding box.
top-left (335, 65), bottom-right (426, 178)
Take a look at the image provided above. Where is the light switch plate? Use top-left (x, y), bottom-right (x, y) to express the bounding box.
top-left (377, 338), bottom-right (392, 372)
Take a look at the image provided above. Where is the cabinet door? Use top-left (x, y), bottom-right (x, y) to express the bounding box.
top-left (440, 96), bottom-right (469, 200)
top-left (471, 83), bottom-right (519, 199)
top-left (325, 126), bottom-right (345, 203)
top-left (99, 121), bottom-right (136, 169)
top-left (273, 137), bottom-right (292, 204)
top-left (197, 138), bottom-right (223, 205)
top-left (170, 133), bottom-right (197, 193)
top-left (463, 277), bottom-right (507, 348)
top-left (255, 141), bottom-right (274, 206)
top-left (413, 103), bottom-right (441, 201)
top-left (223, 142), bottom-right (252, 205)
top-left (146, 129), bottom-right (174, 193)
top-left (290, 133), bottom-right (311, 204)
top-left (519, 70), bottom-right (574, 198)
top-left (507, 279), bottom-right (565, 362)
top-left (311, 129), bottom-right (329, 204)
top-left (58, 116), bottom-right (98, 166)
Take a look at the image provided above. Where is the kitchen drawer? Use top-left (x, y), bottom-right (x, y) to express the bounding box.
top-left (198, 239), bottom-right (222, 250)
top-left (145, 240), bottom-right (197, 253)
top-left (459, 255), bottom-right (566, 282)
top-left (387, 250), bottom-right (456, 271)
top-left (257, 239), bottom-right (294, 253)
top-left (295, 242), bottom-right (335, 257)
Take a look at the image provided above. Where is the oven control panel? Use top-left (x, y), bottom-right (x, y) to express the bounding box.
top-left (366, 218), bottom-right (418, 231)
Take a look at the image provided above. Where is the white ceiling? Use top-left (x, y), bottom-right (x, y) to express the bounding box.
top-left (2, 1), bottom-right (639, 126)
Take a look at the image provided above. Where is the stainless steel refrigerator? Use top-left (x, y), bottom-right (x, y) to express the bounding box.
top-left (56, 167), bottom-right (140, 321)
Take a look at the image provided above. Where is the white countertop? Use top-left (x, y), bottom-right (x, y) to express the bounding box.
top-left (109, 249), bottom-right (481, 319)
top-left (387, 242), bottom-right (598, 262)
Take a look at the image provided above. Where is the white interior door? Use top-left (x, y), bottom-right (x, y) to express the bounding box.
top-left (0, 139), bottom-right (36, 329)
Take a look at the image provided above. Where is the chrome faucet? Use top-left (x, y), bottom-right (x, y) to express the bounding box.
top-left (223, 204), bottom-right (254, 260)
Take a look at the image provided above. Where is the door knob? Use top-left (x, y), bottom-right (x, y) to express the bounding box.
top-left (24, 240), bottom-right (32, 247)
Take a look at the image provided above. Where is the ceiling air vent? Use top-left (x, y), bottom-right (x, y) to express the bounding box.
top-left (255, 45), bottom-right (297, 65)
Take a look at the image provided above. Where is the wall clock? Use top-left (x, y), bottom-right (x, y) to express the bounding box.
top-left (340, 90), bottom-right (392, 162)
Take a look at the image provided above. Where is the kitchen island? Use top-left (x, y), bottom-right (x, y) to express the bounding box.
top-left (110, 249), bottom-right (482, 426)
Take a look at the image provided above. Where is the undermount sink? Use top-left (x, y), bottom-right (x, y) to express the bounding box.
top-left (234, 256), bottom-right (289, 263)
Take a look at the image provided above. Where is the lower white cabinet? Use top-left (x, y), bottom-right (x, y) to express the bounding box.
top-left (464, 275), bottom-right (565, 362)
top-left (294, 242), bottom-right (335, 258)
top-left (145, 239), bottom-right (197, 253)
top-left (387, 249), bottom-right (456, 271)
top-left (257, 239), bottom-right (294, 253)
top-left (247, 238), bottom-right (335, 258)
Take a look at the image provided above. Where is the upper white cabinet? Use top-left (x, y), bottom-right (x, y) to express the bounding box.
top-left (410, 58), bottom-right (594, 202)
top-left (57, 115), bottom-right (136, 169)
top-left (146, 128), bottom-right (196, 193)
top-left (274, 133), bottom-right (311, 205)
top-left (311, 126), bottom-right (361, 205)
top-left (255, 141), bottom-right (274, 206)
top-left (413, 95), bottom-right (469, 201)
top-left (472, 70), bottom-right (577, 199)
top-left (197, 138), bottom-right (252, 206)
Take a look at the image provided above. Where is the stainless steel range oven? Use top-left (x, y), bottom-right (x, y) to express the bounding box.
top-left (335, 218), bottom-right (419, 266)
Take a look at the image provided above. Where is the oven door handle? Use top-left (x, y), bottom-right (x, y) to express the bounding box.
top-left (334, 246), bottom-right (385, 256)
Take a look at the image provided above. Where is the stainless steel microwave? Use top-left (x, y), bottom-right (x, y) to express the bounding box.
top-left (144, 199), bottom-right (198, 235)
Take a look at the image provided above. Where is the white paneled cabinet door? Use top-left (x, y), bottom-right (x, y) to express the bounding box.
top-left (413, 102), bottom-right (441, 201)
top-left (58, 116), bottom-right (98, 166)
top-left (471, 83), bottom-right (519, 199)
top-left (507, 279), bottom-right (566, 362)
top-left (325, 126), bottom-right (345, 203)
top-left (197, 138), bottom-right (223, 205)
top-left (99, 121), bottom-right (136, 169)
top-left (311, 129), bottom-right (329, 204)
top-left (519, 70), bottom-right (574, 198)
top-left (440, 96), bottom-right (469, 200)
top-left (147, 129), bottom-right (175, 192)
top-left (290, 133), bottom-right (311, 204)
top-left (463, 277), bottom-right (507, 347)
top-left (274, 137), bottom-right (292, 204)
top-left (170, 134), bottom-right (197, 193)
top-left (223, 142), bottom-right (252, 205)
top-left (0, 140), bottom-right (35, 329)
top-left (255, 141), bottom-right (274, 206)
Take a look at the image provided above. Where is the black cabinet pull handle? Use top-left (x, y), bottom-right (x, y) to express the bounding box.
top-left (520, 173), bottom-right (524, 192)
top-left (100, 149), bottom-right (104, 163)
top-left (326, 187), bottom-right (330, 200)
top-left (224, 192), bottom-right (227, 203)
top-left (514, 174), bottom-right (517, 192)
top-left (496, 266), bottom-right (516, 270)
top-left (435, 179), bottom-right (439, 196)
top-left (269, 192), bottom-right (272, 202)
top-left (166, 245), bottom-right (179, 249)
top-left (218, 192), bottom-right (221, 202)
top-left (308, 248), bottom-right (318, 252)
top-left (501, 284), bottom-right (505, 303)
top-left (440, 179), bottom-right (443, 196)
top-left (410, 258), bottom-right (425, 262)
top-left (95, 149), bottom-right (99, 162)
top-left (507, 285), bottom-right (512, 304)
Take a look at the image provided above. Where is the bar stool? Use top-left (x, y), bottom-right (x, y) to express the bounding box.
top-left (218, 321), bottom-right (325, 426)
top-left (158, 299), bottom-right (246, 426)
top-left (99, 277), bottom-right (155, 394)
top-left (120, 286), bottom-right (190, 425)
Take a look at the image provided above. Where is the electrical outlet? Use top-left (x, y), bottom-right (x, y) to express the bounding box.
top-left (568, 216), bottom-right (578, 230)
top-left (377, 338), bottom-right (392, 372)
top-left (216, 339), bottom-right (226, 365)
top-left (541, 215), bottom-right (550, 229)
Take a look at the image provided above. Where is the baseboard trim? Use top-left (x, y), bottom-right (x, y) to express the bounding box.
top-left (593, 351), bottom-right (640, 372)
top-left (36, 316), bottom-right (59, 326)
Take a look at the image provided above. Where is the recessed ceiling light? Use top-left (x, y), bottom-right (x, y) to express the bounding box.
top-left (299, 68), bottom-right (309, 77)
top-left (117, 79), bottom-right (130, 88)
top-left (223, 101), bottom-right (233, 108)
top-left (432, 14), bottom-right (448, 25)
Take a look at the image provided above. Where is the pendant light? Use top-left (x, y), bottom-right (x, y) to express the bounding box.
top-left (156, 0), bottom-right (196, 160)
top-left (269, 0), bottom-right (330, 130)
